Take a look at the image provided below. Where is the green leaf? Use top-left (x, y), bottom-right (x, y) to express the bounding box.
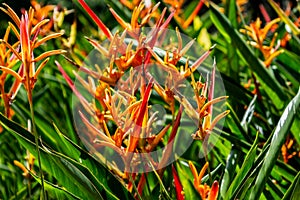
top-left (209, 2), bottom-right (287, 110)
top-left (291, 115), bottom-right (300, 145)
top-left (31, 173), bottom-right (81, 200)
top-left (277, 50), bottom-right (300, 75)
top-left (224, 0), bottom-right (239, 81)
top-left (220, 147), bottom-right (240, 198)
top-left (240, 95), bottom-right (257, 132)
top-left (210, 8), bottom-right (231, 43)
top-left (53, 126), bottom-right (134, 200)
top-left (266, 178), bottom-right (284, 199)
top-left (11, 102), bottom-right (133, 199)
top-left (282, 171), bottom-right (300, 200)
top-left (0, 114), bottom-right (113, 200)
top-left (249, 87), bottom-right (300, 199)
top-left (224, 132), bottom-right (259, 199)
top-left (267, 0), bottom-right (300, 36)
top-left (274, 160), bottom-right (298, 183)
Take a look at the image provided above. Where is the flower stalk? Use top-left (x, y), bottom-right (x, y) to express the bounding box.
top-left (0, 3), bottom-right (65, 199)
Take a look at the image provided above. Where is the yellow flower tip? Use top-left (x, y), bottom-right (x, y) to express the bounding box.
top-left (1, 3), bottom-right (21, 27)
top-left (189, 160), bottom-right (202, 187)
top-left (0, 66), bottom-right (23, 82)
top-left (209, 110), bottom-right (230, 131)
top-left (33, 49), bottom-right (67, 62)
top-left (110, 7), bottom-right (131, 30)
top-left (13, 160), bottom-right (28, 175)
top-left (264, 49), bottom-right (284, 67)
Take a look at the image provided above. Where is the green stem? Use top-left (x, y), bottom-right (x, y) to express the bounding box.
top-left (203, 138), bottom-right (213, 185)
top-left (129, 173), bottom-right (143, 200)
top-left (28, 89), bottom-right (46, 200)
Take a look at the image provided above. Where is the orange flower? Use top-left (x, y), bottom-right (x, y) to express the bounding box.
top-left (0, 3), bottom-right (65, 99)
top-left (281, 136), bottom-right (299, 163)
top-left (64, 1), bottom-right (230, 184)
top-left (240, 18), bottom-right (284, 67)
top-left (164, 0), bottom-right (205, 29)
top-left (31, 0), bottom-right (55, 35)
top-left (109, 2), bottom-right (161, 38)
top-left (189, 161), bottom-right (219, 200)
top-left (0, 26), bottom-right (19, 118)
top-left (14, 152), bottom-right (35, 179)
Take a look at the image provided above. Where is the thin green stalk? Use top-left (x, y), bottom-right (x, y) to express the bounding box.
top-left (26, 150), bottom-right (32, 199)
top-left (129, 173), bottom-right (143, 200)
top-left (0, 83), bottom-right (10, 118)
top-left (203, 139), bottom-right (213, 185)
top-left (28, 89), bottom-right (46, 200)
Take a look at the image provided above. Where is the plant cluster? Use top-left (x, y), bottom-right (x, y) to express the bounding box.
top-left (0, 0), bottom-right (299, 200)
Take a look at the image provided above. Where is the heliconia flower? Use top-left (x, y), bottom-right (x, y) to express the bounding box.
top-left (0, 3), bottom-right (65, 101)
top-left (189, 161), bottom-right (219, 200)
top-left (0, 26), bottom-right (19, 118)
top-left (240, 17), bottom-right (284, 67)
top-left (164, 0), bottom-right (204, 29)
top-left (62, 2), bottom-right (230, 193)
top-left (30, 0), bottom-right (56, 35)
top-left (109, 2), bottom-right (162, 39)
top-left (172, 165), bottom-right (185, 200)
top-left (14, 152), bottom-right (35, 179)
top-left (281, 136), bottom-right (299, 163)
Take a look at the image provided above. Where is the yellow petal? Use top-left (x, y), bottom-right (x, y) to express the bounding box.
top-left (199, 96), bottom-right (228, 117)
top-left (33, 49), bottom-right (66, 62)
top-left (189, 161), bottom-right (201, 186)
top-left (34, 57), bottom-right (50, 79)
top-left (33, 31), bottom-right (64, 49)
top-left (0, 66), bottom-right (23, 82)
top-left (0, 4), bottom-right (20, 27)
top-left (198, 162), bottom-right (209, 181)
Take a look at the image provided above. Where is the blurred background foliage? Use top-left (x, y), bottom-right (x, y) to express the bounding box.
top-left (0, 0), bottom-right (299, 199)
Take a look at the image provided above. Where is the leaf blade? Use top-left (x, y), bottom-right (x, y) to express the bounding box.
top-left (209, 2), bottom-right (287, 110)
top-left (249, 87), bottom-right (300, 199)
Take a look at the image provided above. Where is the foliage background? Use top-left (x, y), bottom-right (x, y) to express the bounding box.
top-left (0, 0), bottom-right (299, 199)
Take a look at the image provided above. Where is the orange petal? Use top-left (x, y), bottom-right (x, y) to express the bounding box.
top-left (78, 0), bottom-right (112, 40)
top-left (189, 161), bottom-right (200, 186)
top-left (198, 162), bottom-right (209, 181)
top-left (208, 180), bottom-right (219, 200)
top-left (182, 0), bottom-right (204, 29)
top-left (0, 4), bottom-right (20, 27)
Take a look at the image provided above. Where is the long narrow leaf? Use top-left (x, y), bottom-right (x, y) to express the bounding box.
top-left (0, 114), bottom-right (107, 200)
top-left (209, 2), bottom-right (286, 110)
top-left (282, 171), bottom-right (300, 200)
top-left (267, 0), bottom-right (300, 36)
top-left (225, 133), bottom-right (259, 199)
top-left (250, 87), bottom-right (300, 199)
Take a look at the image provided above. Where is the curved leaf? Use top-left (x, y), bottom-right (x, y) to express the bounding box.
top-left (0, 114), bottom-right (106, 200)
top-left (209, 2), bottom-right (286, 110)
top-left (282, 171), bottom-right (300, 200)
top-left (224, 133), bottom-right (258, 199)
top-left (250, 87), bottom-right (300, 199)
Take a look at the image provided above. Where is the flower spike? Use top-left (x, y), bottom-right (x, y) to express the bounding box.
top-left (77, 0), bottom-right (113, 40)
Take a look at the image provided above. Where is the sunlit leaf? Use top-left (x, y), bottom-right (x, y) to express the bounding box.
top-left (250, 87), bottom-right (300, 199)
top-left (209, 2), bottom-right (287, 110)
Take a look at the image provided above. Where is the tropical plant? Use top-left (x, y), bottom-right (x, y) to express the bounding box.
top-left (0, 0), bottom-right (299, 199)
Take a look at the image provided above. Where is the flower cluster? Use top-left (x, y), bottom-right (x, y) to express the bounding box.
top-left (58, 0), bottom-right (228, 196)
top-left (0, 3), bottom-right (65, 116)
top-left (240, 18), bottom-right (284, 67)
top-left (189, 161), bottom-right (219, 200)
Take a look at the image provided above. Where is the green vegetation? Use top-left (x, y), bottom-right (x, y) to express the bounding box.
top-left (0, 0), bottom-right (299, 199)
